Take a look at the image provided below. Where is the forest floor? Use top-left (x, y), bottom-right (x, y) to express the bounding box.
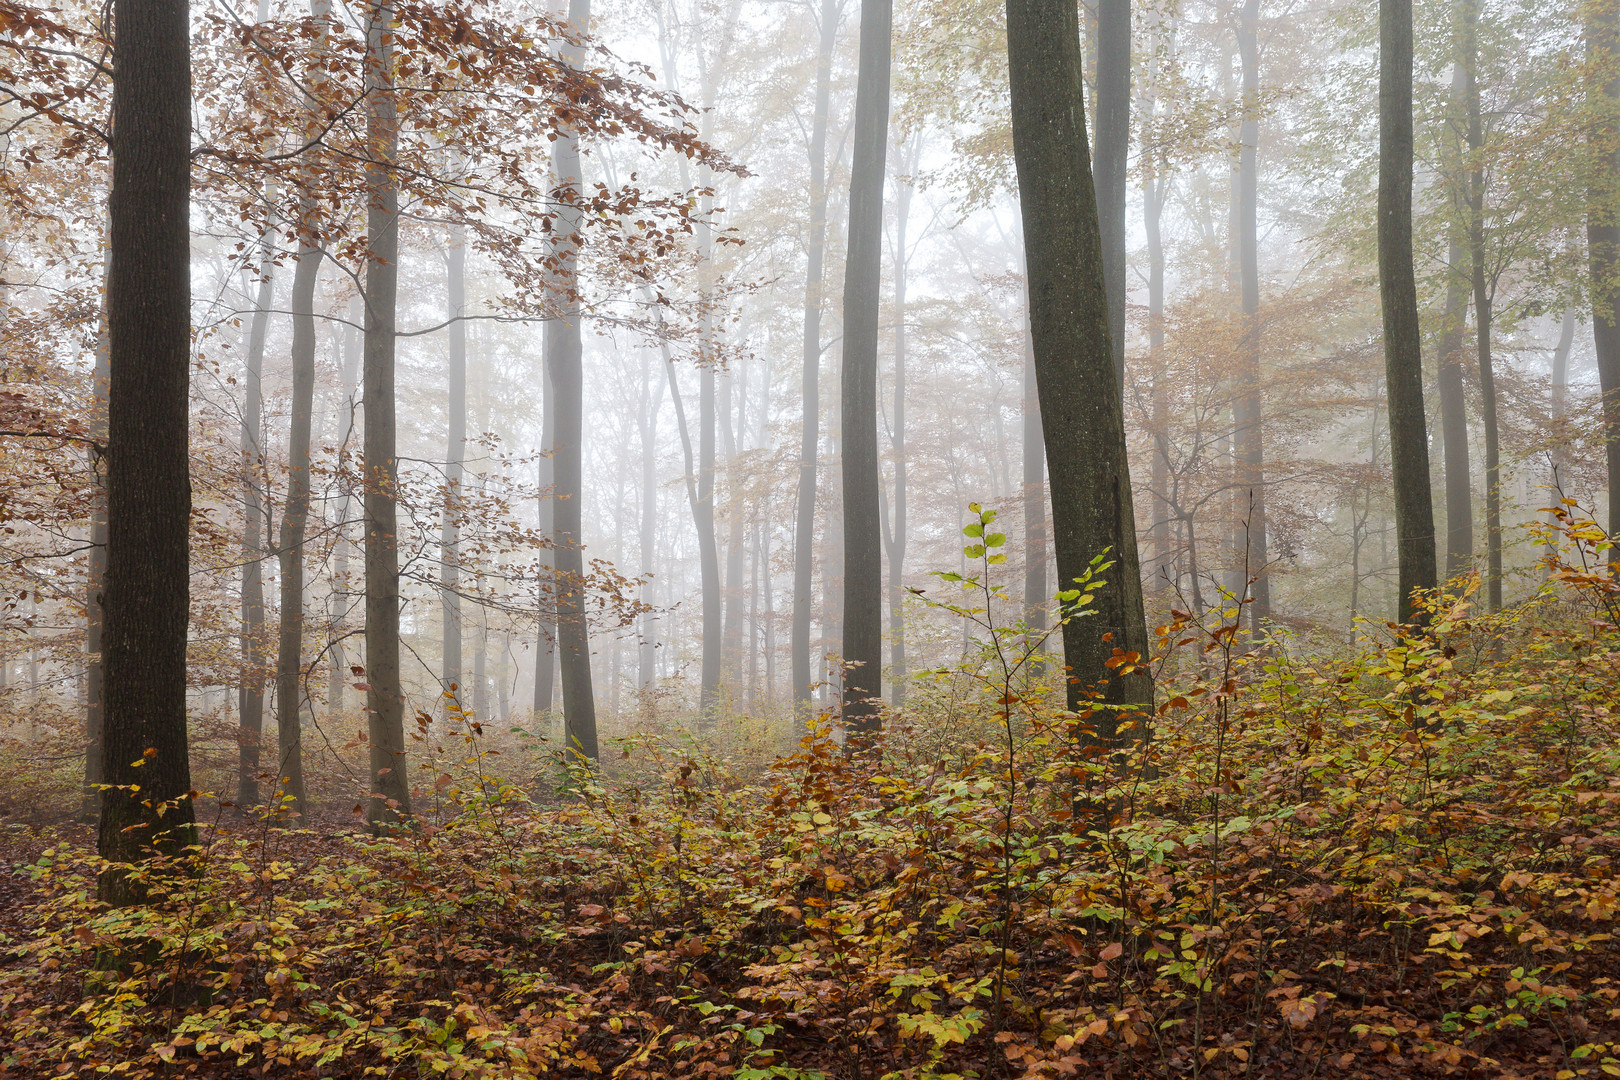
top-left (5, 587), bottom-right (1620, 1078)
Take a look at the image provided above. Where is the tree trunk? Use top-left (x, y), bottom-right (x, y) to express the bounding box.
top-left (84, 274), bottom-right (109, 817)
top-left (1005, 0), bottom-right (1154, 738)
top-left (1093, 0), bottom-right (1129, 391)
top-left (840, 0), bottom-right (891, 738)
top-left (1377, 0), bottom-right (1439, 624)
top-left (1589, 0), bottom-right (1620, 554)
top-left (328, 302), bottom-right (361, 722)
top-left (550, 0), bottom-right (598, 761)
top-left (274, 210), bottom-right (322, 823)
top-left (98, 0), bottom-right (196, 901)
top-left (792, 0), bottom-right (838, 724)
top-left (885, 146), bottom-right (911, 707)
top-left (638, 341), bottom-right (664, 690)
top-left (363, 0), bottom-right (411, 826)
top-left (1145, 163), bottom-right (1170, 587)
top-left (236, 252), bottom-right (273, 807)
top-left (1462, 0), bottom-right (1501, 610)
top-left (1234, 0), bottom-right (1270, 632)
top-left (534, 352), bottom-right (557, 715)
top-left (442, 226), bottom-right (467, 712)
top-left (721, 366), bottom-right (747, 696)
top-left (1438, 231), bottom-right (1474, 580)
top-left (1021, 322), bottom-right (1047, 637)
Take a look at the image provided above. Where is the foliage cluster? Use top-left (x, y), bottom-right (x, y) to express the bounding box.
top-left (4, 512), bottom-right (1620, 1078)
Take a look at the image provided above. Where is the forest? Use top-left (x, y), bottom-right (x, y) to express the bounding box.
top-left (3, 0), bottom-right (1620, 1074)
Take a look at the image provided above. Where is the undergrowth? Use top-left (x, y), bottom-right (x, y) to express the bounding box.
top-left (3, 504), bottom-right (1620, 1079)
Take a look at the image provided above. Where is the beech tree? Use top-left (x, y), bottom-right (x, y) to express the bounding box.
top-left (1005, 0), bottom-right (1152, 738)
top-left (98, 0), bottom-right (196, 901)
top-left (1377, 0), bottom-right (1438, 624)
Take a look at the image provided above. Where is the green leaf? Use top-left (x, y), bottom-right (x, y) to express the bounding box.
top-left (963, 523), bottom-right (984, 538)
top-left (964, 544), bottom-right (986, 559)
top-left (985, 532), bottom-right (1006, 548)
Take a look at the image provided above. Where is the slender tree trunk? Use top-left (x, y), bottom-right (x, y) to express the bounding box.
top-left (840, 0), bottom-right (891, 738)
top-left (1021, 316), bottom-right (1048, 639)
top-left (1588, 0), bottom-right (1620, 553)
top-left (1145, 168), bottom-right (1170, 587)
top-left (550, 0), bottom-right (597, 760)
top-left (721, 366), bottom-right (747, 695)
top-left (1378, 0), bottom-right (1439, 623)
top-left (274, 210), bottom-right (322, 823)
top-left (98, 0), bottom-right (196, 901)
top-left (695, 354), bottom-right (722, 721)
top-left (1462, 0), bottom-right (1501, 609)
top-left (535, 355), bottom-right (557, 715)
top-left (885, 154), bottom-right (910, 707)
top-left (363, 0), bottom-right (411, 825)
top-left (1438, 230), bottom-right (1474, 579)
top-left (442, 227), bottom-right (467, 711)
top-left (84, 273), bottom-right (109, 817)
top-left (638, 343), bottom-right (663, 689)
top-left (1005, 0), bottom-right (1154, 737)
top-left (329, 303), bottom-right (361, 721)
top-left (1235, 0), bottom-right (1270, 631)
top-left (792, 0), bottom-right (838, 724)
top-left (1093, 0), bottom-right (1129, 390)
top-left (237, 254), bottom-right (273, 807)
top-left (474, 597), bottom-right (489, 720)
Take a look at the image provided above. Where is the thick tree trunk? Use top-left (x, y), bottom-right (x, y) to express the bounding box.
top-left (1234, 0), bottom-right (1270, 631)
top-left (1377, 0), bottom-right (1439, 623)
top-left (1589, 0), bottom-right (1620, 552)
top-left (98, 0), bottom-right (196, 901)
top-left (792, 0), bottom-right (838, 724)
top-left (1005, 0), bottom-right (1154, 738)
top-left (1462, 0), bottom-right (1501, 610)
top-left (1093, 0), bottom-right (1129, 390)
top-left (363, 0), bottom-right (411, 825)
top-left (550, 0), bottom-right (598, 761)
top-left (442, 227), bottom-right (467, 712)
top-left (840, 0), bottom-right (891, 738)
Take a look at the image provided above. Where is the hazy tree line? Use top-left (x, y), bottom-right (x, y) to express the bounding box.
top-left (1, 0), bottom-right (1618, 892)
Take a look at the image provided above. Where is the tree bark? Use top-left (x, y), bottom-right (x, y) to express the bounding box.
top-left (1438, 231), bottom-right (1474, 580)
top-left (441, 226), bottom-right (467, 713)
top-left (638, 340), bottom-right (664, 689)
top-left (1377, 0), bottom-right (1439, 624)
top-left (1462, 0), bottom-right (1501, 610)
top-left (1588, 0), bottom-right (1620, 553)
top-left (549, 0), bottom-right (598, 761)
top-left (98, 0), bottom-right (196, 902)
top-left (1021, 320), bottom-right (1047, 636)
top-left (1005, 0), bottom-right (1154, 738)
top-left (84, 270), bottom-right (109, 817)
top-left (236, 251), bottom-right (273, 808)
top-left (534, 351), bottom-right (557, 715)
top-left (884, 145), bottom-right (911, 707)
top-left (1234, 0), bottom-right (1270, 632)
top-left (274, 212), bottom-right (321, 823)
top-left (792, 0), bottom-right (838, 725)
top-left (363, 0), bottom-right (411, 826)
top-left (1093, 0), bottom-right (1129, 391)
top-left (840, 0), bottom-right (891, 739)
